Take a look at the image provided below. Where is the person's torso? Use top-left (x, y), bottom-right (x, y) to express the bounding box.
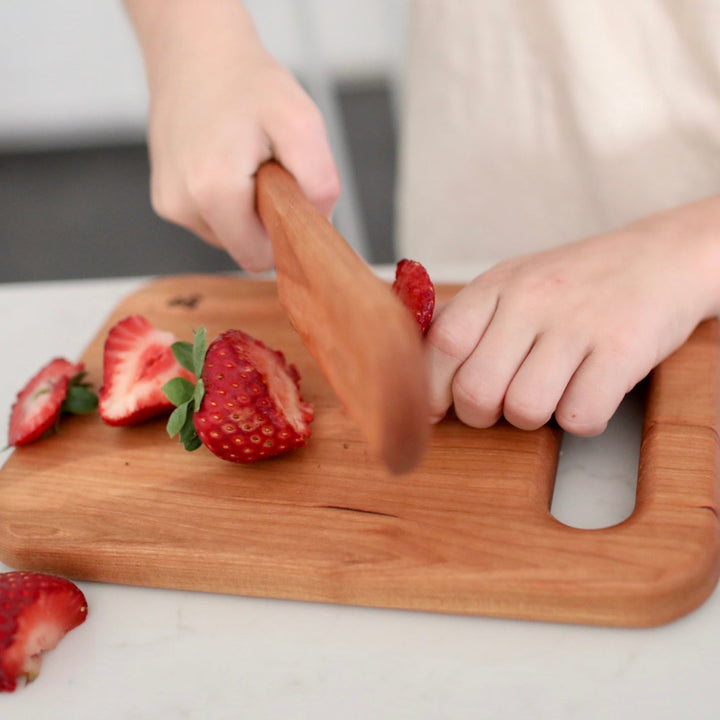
top-left (397, 0), bottom-right (720, 264)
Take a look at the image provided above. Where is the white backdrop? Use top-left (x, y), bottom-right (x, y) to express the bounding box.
top-left (0, 0), bottom-right (406, 149)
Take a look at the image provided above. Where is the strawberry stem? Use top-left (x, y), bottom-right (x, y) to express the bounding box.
top-left (163, 327), bottom-right (208, 452)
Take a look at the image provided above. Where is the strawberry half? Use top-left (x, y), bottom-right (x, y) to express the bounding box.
top-left (392, 258), bottom-right (436, 335)
top-left (0, 571), bottom-right (88, 692)
top-left (8, 358), bottom-right (96, 446)
top-left (98, 315), bottom-right (195, 426)
top-left (163, 327), bottom-right (314, 463)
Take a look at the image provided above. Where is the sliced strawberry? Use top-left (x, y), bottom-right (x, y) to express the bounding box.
top-left (163, 327), bottom-right (314, 463)
top-left (392, 258), bottom-right (436, 335)
top-left (0, 571), bottom-right (88, 692)
top-left (98, 315), bottom-right (195, 426)
top-left (8, 358), bottom-right (85, 446)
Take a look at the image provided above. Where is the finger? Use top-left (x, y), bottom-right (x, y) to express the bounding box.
top-left (188, 141), bottom-right (276, 273)
top-left (265, 101), bottom-right (341, 219)
top-left (451, 307), bottom-right (537, 428)
top-left (503, 333), bottom-right (589, 430)
top-left (205, 179), bottom-right (274, 273)
top-left (424, 287), bottom-right (498, 423)
top-left (555, 348), bottom-right (647, 436)
top-left (150, 171), bottom-right (228, 252)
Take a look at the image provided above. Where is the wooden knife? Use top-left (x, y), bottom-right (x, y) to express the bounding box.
top-left (255, 160), bottom-right (429, 474)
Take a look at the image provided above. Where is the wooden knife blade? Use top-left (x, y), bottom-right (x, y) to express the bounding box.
top-left (255, 160), bottom-right (429, 474)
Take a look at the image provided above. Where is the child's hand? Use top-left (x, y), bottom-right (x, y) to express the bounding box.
top-left (126, 0), bottom-right (339, 272)
top-left (425, 198), bottom-right (720, 435)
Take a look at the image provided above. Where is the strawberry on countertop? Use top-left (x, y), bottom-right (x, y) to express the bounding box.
top-left (0, 571), bottom-right (88, 692)
top-left (7, 358), bottom-right (97, 447)
top-left (392, 258), bottom-right (436, 335)
top-left (98, 315), bottom-right (195, 426)
top-left (163, 327), bottom-right (314, 463)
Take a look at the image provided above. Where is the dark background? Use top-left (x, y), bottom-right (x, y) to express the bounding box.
top-left (0, 81), bottom-right (396, 283)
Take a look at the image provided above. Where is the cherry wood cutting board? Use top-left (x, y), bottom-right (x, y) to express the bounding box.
top-left (1, 274), bottom-right (719, 627)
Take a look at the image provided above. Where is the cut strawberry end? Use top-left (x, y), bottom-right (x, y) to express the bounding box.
top-left (0, 572), bottom-right (87, 692)
top-left (392, 258), bottom-right (436, 335)
top-left (240, 338), bottom-right (314, 436)
top-left (193, 329), bottom-right (314, 463)
top-left (8, 358), bottom-right (84, 446)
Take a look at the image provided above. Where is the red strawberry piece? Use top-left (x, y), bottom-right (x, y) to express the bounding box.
top-left (193, 329), bottom-right (313, 463)
top-left (8, 358), bottom-right (84, 446)
top-left (392, 258), bottom-right (436, 335)
top-left (0, 571), bottom-right (88, 692)
top-left (98, 315), bottom-right (195, 426)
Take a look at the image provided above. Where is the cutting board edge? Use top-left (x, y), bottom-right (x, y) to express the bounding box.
top-left (2, 542), bottom-right (715, 629)
top-left (1, 275), bottom-right (719, 629)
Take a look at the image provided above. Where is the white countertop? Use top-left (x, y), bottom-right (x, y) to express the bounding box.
top-left (1, 268), bottom-right (718, 719)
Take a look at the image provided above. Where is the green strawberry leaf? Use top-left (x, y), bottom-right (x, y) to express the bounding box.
top-left (182, 433), bottom-right (203, 452)
top-left (163, 327), bottom-right (209, 452)
top-left (171, 340), bottom-right (196, 376)
top-left (62, 384), bottom-right (99, 415)
top-left (193, 378), bottom-right (205, 412)
top-left (179, 413), bottom-right (201, 452)
top-left (166, 402), bottom-right (189, 438)
top-left (192, 327), bottom-right (208, 378)
top-left (162, 377), bottom-right (195, 407)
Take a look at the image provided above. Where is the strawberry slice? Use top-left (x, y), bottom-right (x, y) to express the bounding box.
top-left (98, 315), bottom-right (195, 426)
top-left (163, 327), bottom-right (314, 463)
top-left (392, 258), bottom-right (436, 335)
top-left (8, 358), bottom-right (90, 446)
top-left (0, 571), bottom-right (88, 692)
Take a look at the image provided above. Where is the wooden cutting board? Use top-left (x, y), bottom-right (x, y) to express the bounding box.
top-left (1, 274), bottom-right (719, 627)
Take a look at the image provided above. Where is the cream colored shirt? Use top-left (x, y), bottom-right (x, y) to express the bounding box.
top-left (396, 0), bottom-right (720, 265)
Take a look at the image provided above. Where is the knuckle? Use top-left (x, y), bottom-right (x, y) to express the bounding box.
top-left (236, 253), bottom-right (273, 274)
top-left (275, 102), bottom-right (326, 151)
top-left (292, 102), bottom-right (327, 137)
top-left (315, 168), bottom-right (342, 206)
top-left (150, 180), bottom-right (184, 224)
top-left (451, 373), bottom-right (502, 428)
top-left (426, 321), bottom-right (474, 364)
top-left (185, 149), bottom-right (255, 216)
top-left (503, 392), bottom-right (554, 431)
top-left (185, 165), bottom-right (223, 215)
top-left (603, 328), bottom-right (635, 361)
top-left (302, 167), bottom-right (341, 212)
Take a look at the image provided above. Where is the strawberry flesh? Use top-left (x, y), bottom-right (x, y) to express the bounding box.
top-left (99, 315), bottom-right (195, 426)
top-left (0, 571), bottom-right (88, 692)
top-left (392, 258), bottom-right (436, 335)
top-left (194, 330), bottom-right (313, 463)
top-left (8, 358), bottom-right (84, 446)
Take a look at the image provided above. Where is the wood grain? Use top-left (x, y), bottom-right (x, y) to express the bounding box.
top-left (0, 274), bottom-right (718, 627)
top-left (255, 161), bottom-right (428, 474)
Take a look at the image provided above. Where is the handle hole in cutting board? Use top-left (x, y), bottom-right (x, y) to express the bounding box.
top-left (549, 385), bottom-right (646, 529)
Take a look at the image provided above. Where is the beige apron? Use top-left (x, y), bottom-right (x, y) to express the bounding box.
top-left (396, 0), bottom-right (720, 265)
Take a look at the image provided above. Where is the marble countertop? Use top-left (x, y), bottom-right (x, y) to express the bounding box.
top-left (1, 268), bottom-right (718, 719)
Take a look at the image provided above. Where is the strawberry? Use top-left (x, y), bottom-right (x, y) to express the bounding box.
top-left (392, 258), bottom-right (436, 335)
top-left (162, 327), bottom-right (314, 463)
top-left (8, 358), bottom-right (97, 446)
top-left (98, 315), bottom-right (195, 426)
top-left (0, 571), bottom-right (88, 692)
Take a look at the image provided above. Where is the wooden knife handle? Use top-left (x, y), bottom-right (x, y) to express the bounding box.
top-left (256, 160), bottom-right (429, 474)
